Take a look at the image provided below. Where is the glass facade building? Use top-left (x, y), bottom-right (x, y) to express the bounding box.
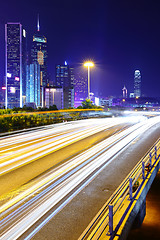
top-left (55, 63), bottom-right (74, 88)
top-left (26, 63), bottom-right (41, 107)
top-left (74, 70), bottom-right (88, 108)
top-left (63, 87), bottom-right (74, 108)
top-left (44, 87), bottom-right (63, 109)
top-left (5, 23), bottom-right (27, 108)
top-left (134, 70), bottom-right (141, 98)
top-left (55, 63), bottom-right (74, 108)
top-left (31, 33), bottom-right (48, 87)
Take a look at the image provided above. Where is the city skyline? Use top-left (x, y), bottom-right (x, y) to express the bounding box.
top-left (0, 0), bottom-right (160, 98)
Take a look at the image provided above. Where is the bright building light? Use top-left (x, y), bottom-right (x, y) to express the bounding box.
top-left (23, 29), bottom-right (26, 38)
top-left (95, 97), bottom-right (100, 106)
top-left (10, 87), bottom-right (16, 93)
top-left (50, 89), bottom-right (56, 92)
top-left (15, 77), bottom-right (20, 81)
top-left (2, 87), bottom-right (6, 90)
top-left (7, 73), bottom-right (11, 78)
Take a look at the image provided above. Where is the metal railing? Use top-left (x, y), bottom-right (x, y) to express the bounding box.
top-left (80, 138), bottom-right (160, 240)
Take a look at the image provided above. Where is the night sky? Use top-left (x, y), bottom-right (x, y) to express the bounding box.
top-left (0, 0), bottom-right (160, 97)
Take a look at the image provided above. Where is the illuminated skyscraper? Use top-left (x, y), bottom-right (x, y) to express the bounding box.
top-left (26, 63), bottom-right (41, 106)
top-left (31, 18), bottom-right (48, 87)
top-left (55, 62), bottom-right (74, 88)
top-left (134, 70), bottom-right (141, 97)
top-left (74, 70), bottom-right (88, 108)
top-left (5, 23), bottom-right (27, 108)
top-left (55, 62), bottom-right (74, 108)
top-left (122, 85), bottom-right (127, 98)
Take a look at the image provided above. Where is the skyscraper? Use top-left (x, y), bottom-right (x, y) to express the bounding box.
top-left (55, 62), bottom-right (74, 88)
top-left (74, 70), bottom-right (88, 108)
top-left (134, 70), bottom-right (141, 98)
top-left (26, 62), bottom-right (41, 106)
top-left (55, 62), bottom-right (74, 108)
top-left (31, 18), bottom-right (48, 87)
top-left (5, 23), bottom-right (27, 108)
top-left (122, 85), bottom-right (127, 98)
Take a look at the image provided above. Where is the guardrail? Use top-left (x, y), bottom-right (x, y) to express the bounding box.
top-left (79, 138), bottom-right (160, 240)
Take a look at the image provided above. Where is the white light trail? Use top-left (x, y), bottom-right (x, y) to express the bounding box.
top-left (1, 116), bottom-right (160, 240)
top-left (0, 117), bottom-right (138, 175)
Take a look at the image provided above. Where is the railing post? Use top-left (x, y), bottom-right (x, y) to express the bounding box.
top-left (129, 178), bottom-right (133, 200)
top-left (155, 146), bottom-right (157, 161)
top-left (142, 161), bottom-right (145, 180)
top-left (109, 205), bottom-right (113, 236)
top-left (149, 152), bottom-right (152, 167)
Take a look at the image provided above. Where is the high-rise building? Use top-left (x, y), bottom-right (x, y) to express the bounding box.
top-left (134, 70), bottom-right (141, 98)
top-left (5, 23), bottom-right (27, 108)
top-left (55, 62), bottom-right (74, 108)
top-left (26, 62), bottom-right (41, 107)
top-left (122, 85), bottom-right (127, 98)
top-left (74, 70), bottom-right (88, 108)
top-left (55, 62), bottom-right (74, 88)
top-left (44, 86), bottom-right (63, 109)
top-left (63, 87), bottom-right (74, 108)
top-left (0, 87), bottom-right (5, 108)
top-left (31, 18), bottom-right (48, 87)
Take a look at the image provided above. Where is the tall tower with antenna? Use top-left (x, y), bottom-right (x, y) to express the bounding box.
top-left (31, 15), bottom-right (48, 87)
top-left (122, 85), bottom-right (127, 98)
top-left (37, 14), bottom-right (40, 32)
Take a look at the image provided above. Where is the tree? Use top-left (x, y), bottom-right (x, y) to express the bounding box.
top-left (81, 99), bottom-right (96, 109)
top-left (22, 105), bottom-right (34, 112)
top-left (49, 105), bottom-right (58, 110)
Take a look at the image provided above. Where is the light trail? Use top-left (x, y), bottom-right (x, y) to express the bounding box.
top-left (0, 117), bottom-right (148, 213)
top-left (0, 118), bottom-right (102, 147)
top-left (0, 116), bottom-right (160, 240)
top-left (0, 117), bottom-right (140, 175)
top-left (0, 117), bottom-right (145, 148)
top-left (0, 120), bottom-right (140, 214)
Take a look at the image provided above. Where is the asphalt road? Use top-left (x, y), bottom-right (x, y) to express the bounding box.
top-left (0, 115), bottom-right (160, 240)
top-left (25, 118), bottom-right (160, 240)
top-left (0, 118), bottom-right (133, 195)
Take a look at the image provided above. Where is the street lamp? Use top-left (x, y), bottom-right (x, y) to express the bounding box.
top-left (84, 61), bottom-right (94, 99)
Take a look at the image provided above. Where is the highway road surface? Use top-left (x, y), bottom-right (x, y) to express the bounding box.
top-left (0, 113), bottom-right (160, 240)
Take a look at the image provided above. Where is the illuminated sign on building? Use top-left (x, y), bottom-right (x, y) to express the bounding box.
top-left (15, 77), bottom-right (20, 81)
top-left (33, 36), bottom-right (47, 43)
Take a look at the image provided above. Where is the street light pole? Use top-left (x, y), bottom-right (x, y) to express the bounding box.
top-left (88, 66), bottom-right (90, 99)
top-left (84, 61), bottom-right (94, 100)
